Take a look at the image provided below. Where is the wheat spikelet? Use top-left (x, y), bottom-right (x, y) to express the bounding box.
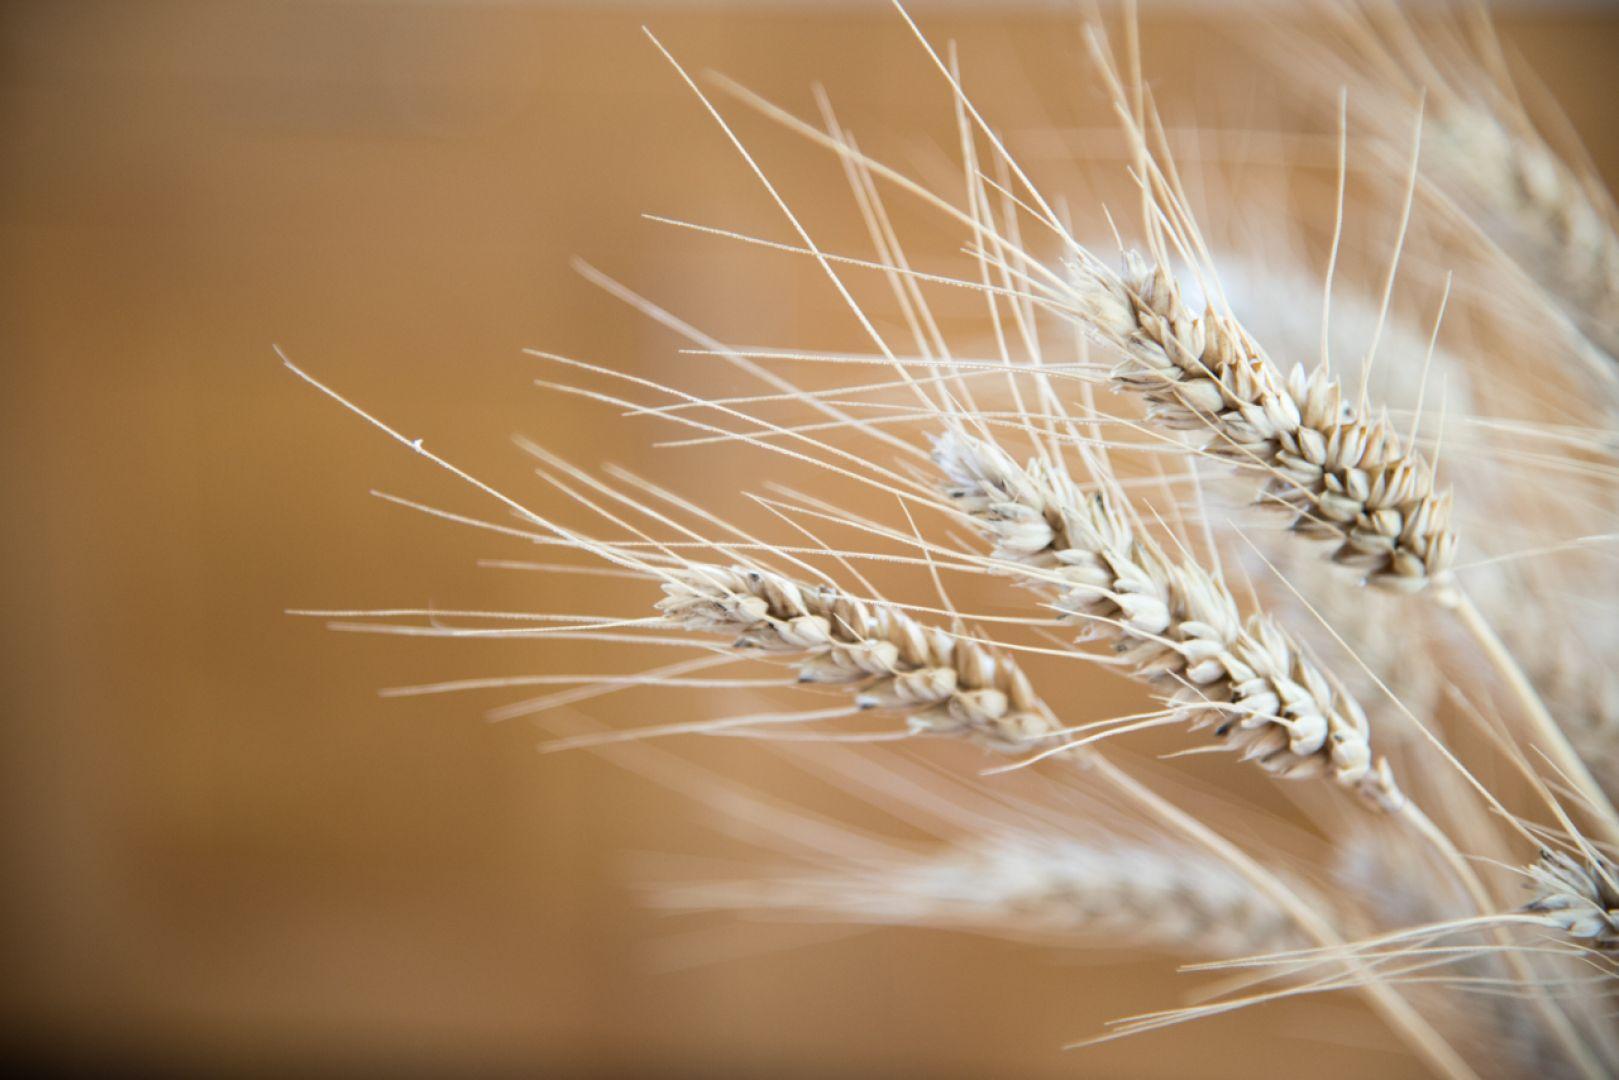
top-left (933, 428), bottom-right (1403, 810)
top-left (1063, 252), bottom-right (1456, 595)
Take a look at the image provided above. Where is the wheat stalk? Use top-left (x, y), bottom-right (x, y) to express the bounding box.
top-left (643, 558), bottom-right (1475, 1077)
top-left (1046, 34), bottom-right (1619, 847)
top-left (286, 315), bottom-right (1499, 1077)
top-left (933, 415), bottom-right (1605, 1068)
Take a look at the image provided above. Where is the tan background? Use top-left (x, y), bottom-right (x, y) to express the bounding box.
top-left (2, 2), bottom-right (1615, 1076)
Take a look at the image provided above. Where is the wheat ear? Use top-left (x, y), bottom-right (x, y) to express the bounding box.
top-left (1425, 105), bottom-right (1619, 368)
top-left (933, 428), bottom-right (1403, 811)
top-left (655, 835), bottom-right (1301, 959)
top-left (1525, 851), bottom-right (1619, 954)
top-left (934, 217), bottom-right (1609, 1072)
top-left (1313, 0), bottom-right (1619, 370)
top-left (657, 564), bottom-right (1056, 750)
top-left (1064, 252), bottom-right (1456, 595)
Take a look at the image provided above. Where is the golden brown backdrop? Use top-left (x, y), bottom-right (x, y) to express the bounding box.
top-left (2, 2), bottom-right (1614, 1076)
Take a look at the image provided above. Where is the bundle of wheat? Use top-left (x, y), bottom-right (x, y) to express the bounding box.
top-left (289, 4), bottom-right (1619, 1076)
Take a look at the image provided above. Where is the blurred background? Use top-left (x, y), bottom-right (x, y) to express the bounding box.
top-left (2, 2), bottom-right (1614, 1076)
